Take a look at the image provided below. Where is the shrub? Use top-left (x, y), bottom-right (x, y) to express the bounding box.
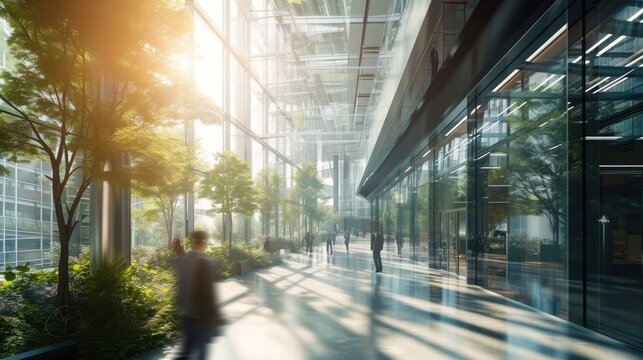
top-left (0, 241), bottom-right (282, 359)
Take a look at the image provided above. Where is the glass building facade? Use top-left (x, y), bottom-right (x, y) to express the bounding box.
top-left (367, 0), bottom-right (642, 350)
top-left (0, 0), bottom-right (641, 354)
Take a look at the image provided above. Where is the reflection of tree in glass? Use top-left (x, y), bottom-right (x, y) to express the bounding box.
top-left (507, 98), bottom-right (567, 247)
top-left (416, 174), bottom-right (430, 246)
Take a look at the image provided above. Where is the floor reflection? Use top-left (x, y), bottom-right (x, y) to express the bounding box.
top-left (136, 237), bottom-right (643, 360)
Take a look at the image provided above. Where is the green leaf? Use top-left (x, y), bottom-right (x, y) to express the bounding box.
top-left (15, 263), bottom-right (29, 273)
top-left (4, 271), bottom-right (16, 281)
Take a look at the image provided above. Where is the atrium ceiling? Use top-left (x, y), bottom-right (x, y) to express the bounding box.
top-left (264, 0), bottom-right (406, 161)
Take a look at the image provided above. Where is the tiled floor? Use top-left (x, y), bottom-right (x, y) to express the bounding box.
top-left (137, 237), bottom-right (643, 360)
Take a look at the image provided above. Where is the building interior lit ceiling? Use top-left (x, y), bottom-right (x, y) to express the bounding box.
top-left (261, 0), bottom-right (405, 161)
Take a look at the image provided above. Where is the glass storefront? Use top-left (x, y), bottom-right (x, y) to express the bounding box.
top-left (371, 0), bottom-right (642, 349)
top-left (581, 0), bottom-right (643, 349)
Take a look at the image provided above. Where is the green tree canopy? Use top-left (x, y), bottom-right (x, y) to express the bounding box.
top-left (200, 151), bottom-right (257, 246)
top-left (0, 0), bottom-right (208, 307)
top-left (293, 162), bottom-right (324, 233)
top-left (131, 131), bottom-right (197, 246)
top-left (255, 166), bottom-right (283, 236)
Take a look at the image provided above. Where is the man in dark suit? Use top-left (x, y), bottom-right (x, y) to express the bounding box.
top-left (373, 223), bottom-right (384, 273)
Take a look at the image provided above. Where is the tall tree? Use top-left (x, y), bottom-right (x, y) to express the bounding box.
top-left (0, 0), bottom-right (205, 307)
top-left (254, 166), bottom-right (282, 237)
top-left (200, 151), bottom-right (257, 248)
top-left (293, 162), bottom-right (323, 234)
top-left (131, 131), bottom-right (196, 247)
top-left (283, 188), bottom-right (302, 241)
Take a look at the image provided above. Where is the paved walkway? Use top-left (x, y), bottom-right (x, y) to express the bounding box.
top-left (137, 237), bottom-right (643, 360)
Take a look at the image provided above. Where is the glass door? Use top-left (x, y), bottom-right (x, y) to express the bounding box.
top-left (448, 211), bottom-right (458, 275)
top-left (584, 0), bottom-right (643, 349)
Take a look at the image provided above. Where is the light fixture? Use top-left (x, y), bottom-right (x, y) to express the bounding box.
top-left (480, 166), bottom-right (501, 170)
top-left (586, 34), bottom-right (613, 54)
top-left (422, 149), bottom-right (431, 157)
top-left (542, 75), bottom-right (566, 92)
top-left (596, 35), bottom-right (627, 57)
top-left (625, 53), bottom-right (643, 67)
top-left (476, 151), bottom-right (490, 160)
top-left (498, 102), bottom-right (518, 116)
top-left (586, 77), bottom-right (611, 92)
top-left (493, 69), bottom-right (520, 92)
top-left (405, 166), bottom-right (412, 173)
top-left (549, 144), bottom-right (562, 151)
top-left (526, 25), bottom-right (567, 62)
top-left (598, 77), bottom-right (628, 92)
top-left (627, 8), bottom-right (643, 21)
top-left (444, 115), bottom-right (468, 137)
top-left (533, 74), bottom-right (557, 91)
top-left (596, 69), bottom-right (633, 93)
top-left (585, 136), bottom-right (622, 140)
top-left (599, 164), bottom-right (643, 168)
top-left (572, 56), bottom-right (582, 63)
top-left (507, 102), bottom-right (527, 116)
top-left (469, 104), bottom-right (482, 115)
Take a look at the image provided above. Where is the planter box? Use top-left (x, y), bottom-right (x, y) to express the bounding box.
top-left (236, 258), bottom-right (252, 275)
top-left (279, 248), bottom-right (290, 258)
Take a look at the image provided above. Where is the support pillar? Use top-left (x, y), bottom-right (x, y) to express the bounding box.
top-left (90, 154), bottom-right (132, 268)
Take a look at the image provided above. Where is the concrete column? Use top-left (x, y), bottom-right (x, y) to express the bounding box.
top-left (90, 153), bottom-right (132, 268)
top-left (333, 155), bottom-right (339, 213)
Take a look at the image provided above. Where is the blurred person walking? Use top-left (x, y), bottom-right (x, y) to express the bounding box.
top-left (326, 231), bottom-right (334, 255)
top-left (304, 232), bottom-right (313, 254)
top-left (175, 231), bottom-right (223, 360)
top-left (344, 231), bottom-right (351, 252)
top-left (395, 232), bottom-right (403, 255)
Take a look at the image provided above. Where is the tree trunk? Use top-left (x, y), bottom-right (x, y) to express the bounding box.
top-left (55, 226), bottom-right (72, 308)
top-left (229, 213), bottom-right (233, 248)
top-left (167, 204), bottom-right (175, 247)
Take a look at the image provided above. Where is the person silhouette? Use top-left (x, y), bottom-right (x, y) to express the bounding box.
top-left (175, 231), bottom-right (223, 360)
top-left (326, 231), bottom-right (334, 255)
top-left (373, 224), bottom-right (384, 273)
top-left (430, 40), bottom-right (439, 80)
top-left (304, 232), bottom-right (313, 254)
top-left (344, 231), bottom-right (351, 252)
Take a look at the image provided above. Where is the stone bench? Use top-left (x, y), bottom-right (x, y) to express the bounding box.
top-left (3, 340), bottom-right (76, 360)
top-left (236, 258), bottom-right (252, 275)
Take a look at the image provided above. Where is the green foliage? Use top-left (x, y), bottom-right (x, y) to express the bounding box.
top-left (283, 188), bottom-right (302, 239)
top-left (132, 131), bottom-right (197, 246)
top-left (0, 0), bottom-right (209, 307)
top-left (293, 162), bottom-right (324, 233)
top-left (255, 166), bottom-right (283, 236)
top-left (0, 252), bottom-right (178, 360)
top-left (507, 98), bottom-right (567, 245)
top-left (207, 243), bottom-right (282, 280)
top-left (0, 242), bottom-right (284, 359)
top-left (200, 151), bottom-right (257, 245)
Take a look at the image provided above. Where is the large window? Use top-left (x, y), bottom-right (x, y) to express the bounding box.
top-left (581, 1), bottom-right (643, 349)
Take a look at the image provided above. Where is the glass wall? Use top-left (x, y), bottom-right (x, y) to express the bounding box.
top-left (476, 14), bottom-right (569, 316)
top-left (581, 0), bottom-right (643, 349)
top-left (370, 0), bottom-right (642, 349)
